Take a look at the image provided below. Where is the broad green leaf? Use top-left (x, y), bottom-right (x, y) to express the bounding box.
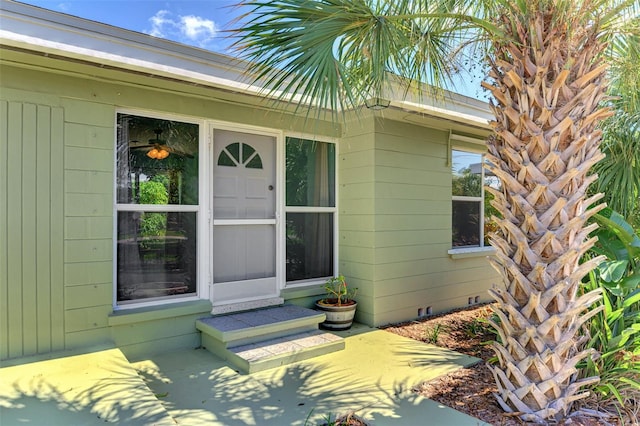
top-left (620, 274), bottom-right (640, 293)
top-left (592, 227), bottom-right (631, 261)
top-left (594, 213), bottom-right (640, 261)
top-left (598, 260), bottom-right (629, 282)
top-left (602, 281), bottom-right (625, 297)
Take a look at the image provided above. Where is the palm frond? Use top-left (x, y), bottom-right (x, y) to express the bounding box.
top-left (230, 0), bottom-right (497, 117)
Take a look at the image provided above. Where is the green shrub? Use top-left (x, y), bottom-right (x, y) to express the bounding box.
top-left (580, 210), bottom-right (640, 408)
top-left (139, 180), bottom-right (169, 237)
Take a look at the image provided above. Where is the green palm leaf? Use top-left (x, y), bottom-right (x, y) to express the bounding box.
top-left (232, 0), bottom-right (500, 116)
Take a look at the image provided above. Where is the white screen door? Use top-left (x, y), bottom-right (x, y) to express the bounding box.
top-left (211, 129), bottom-right (278, 306)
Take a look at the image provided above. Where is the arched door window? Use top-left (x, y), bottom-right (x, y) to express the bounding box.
top-left (217, 142), bottom-right (263, 169)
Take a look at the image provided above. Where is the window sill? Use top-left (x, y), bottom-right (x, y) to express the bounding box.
top-left (447, 246), bottom-right (496, 259)
top-left (108, 299), bottom-right (212, 327)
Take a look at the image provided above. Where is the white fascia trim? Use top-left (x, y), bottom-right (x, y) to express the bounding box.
top-left (1, 29), bottom-right (262, 94)
top-left (1, 30), bottom-right (314, 108)
top-left (393, 99), bottom-right (492, 129)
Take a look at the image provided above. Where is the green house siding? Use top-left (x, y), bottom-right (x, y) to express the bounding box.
top-left (338, 118), bottom-right (499, 327)
top-left (0, 100), bottom-right (65, 359)
top-left (338, 116), bottom-right (377, 326)
top-left (0, 71), bottom-right (207, 360)
top-left (1, 39), bottom-right (495, 360)
top-left (0, 58), bottom-right (338, 361)
top-left (108, 300), bottom-right (213, 361)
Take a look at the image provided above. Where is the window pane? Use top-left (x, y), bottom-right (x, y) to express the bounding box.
top-left (452, 200), bottom-right (481, 247)
top-left (286, 213), bottom-right (334, 281)
top-left (117, 114), bottom-right (199, 205)
top-left (452, 150), bottom-right (482, 197)
top-left (286, 138), bottom-right (335, 207)
top-left (117, 211), bottom-right (197, 302)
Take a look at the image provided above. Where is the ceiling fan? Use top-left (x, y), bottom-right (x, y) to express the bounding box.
top-left (130, 129), bottom-right (172, 160)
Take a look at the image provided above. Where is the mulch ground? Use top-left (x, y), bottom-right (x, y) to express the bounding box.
top-left (380, 304), bottom-right (639, 426)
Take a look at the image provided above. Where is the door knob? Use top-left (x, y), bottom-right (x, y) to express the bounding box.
top-left (268, 185), bottom-right (274, 191)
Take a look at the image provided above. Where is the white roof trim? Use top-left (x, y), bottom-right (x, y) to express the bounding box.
top-left (393, 99), bottom-right (491, 129)
top-left (1, 29), bottom-right (260, 94)
top-left (1, 0), bottom-right (490, 126)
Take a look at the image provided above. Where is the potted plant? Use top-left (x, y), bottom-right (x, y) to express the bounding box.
top-left (315, 275), bottom-right (358, 330)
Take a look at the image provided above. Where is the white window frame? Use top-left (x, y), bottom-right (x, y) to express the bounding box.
top-left (448, 136), bottom-right (495, 258)
top-left (283, 133), bottom-right (339, 288)
top-left (113, 108), bottom-right (207, 310)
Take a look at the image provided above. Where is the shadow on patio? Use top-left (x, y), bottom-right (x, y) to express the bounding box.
top-left (0, 348), bottom-right (173, 425)
top-left (0, 326), bottom-right (487, 425)
top-left (132, 326), bottom-right (487, 425)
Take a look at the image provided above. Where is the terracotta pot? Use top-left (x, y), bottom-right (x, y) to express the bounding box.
top-left (315, 300), bottom-right (357, 330)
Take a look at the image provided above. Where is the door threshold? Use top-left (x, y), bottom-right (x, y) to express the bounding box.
top-left (211, 297), bottom-right (284, 315)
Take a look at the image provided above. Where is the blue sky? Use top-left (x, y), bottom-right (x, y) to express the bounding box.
top-left (19, 0), bottom-right (241, 54)
top-left (18, 0), bottom-right (487, 100)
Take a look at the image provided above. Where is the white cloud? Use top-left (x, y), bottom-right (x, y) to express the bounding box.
top-left (180, 15), bottom-right (217, 42)
top-left (146, 10), bottom-right (218, 49)
top-left (148, 10), bottom-right (172, 38)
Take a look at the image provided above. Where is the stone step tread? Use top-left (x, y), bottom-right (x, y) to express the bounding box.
top-left (196, 305), bottom-right (325, 343)
top-left (224, 330), bottom-right (345, 373)
top-left (230, 330), bottom-right (343, 362)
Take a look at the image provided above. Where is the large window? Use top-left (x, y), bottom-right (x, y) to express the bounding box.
top-left (115, 113), bottom-right (199, 304)
top-left (285, 137), bottom-right (336, 282)
top-left (452, 149), bottom-right (484, 247)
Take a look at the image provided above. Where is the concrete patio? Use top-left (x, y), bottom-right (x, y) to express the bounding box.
top-left (0, 324), bottom-right (489, 425)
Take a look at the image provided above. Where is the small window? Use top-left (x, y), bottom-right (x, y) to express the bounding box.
top-left (217, 142), bottom-right (263, 169)
top-left (452, 150), bottom-right (484, 247)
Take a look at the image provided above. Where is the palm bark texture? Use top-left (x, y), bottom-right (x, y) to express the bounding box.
top-left (231, 0), bottom-right (638, 422)
top-left (482, 2), bottom-right (613, 421)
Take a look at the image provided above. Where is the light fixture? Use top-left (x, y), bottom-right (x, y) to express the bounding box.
top-left (145, 128), bottom-right (170, 159)
top-left (364, 97), bottom-right (391, 110)
top-left (147, 147), bottom-right (170, 160)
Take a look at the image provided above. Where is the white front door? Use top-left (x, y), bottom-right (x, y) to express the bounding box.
top-left (211, 128), bottom-right (279, 307)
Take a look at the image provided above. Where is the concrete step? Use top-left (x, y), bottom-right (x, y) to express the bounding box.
top-left (196, 304), bottom-right (326, 346)
top-left (196, 305), bottom-right (345, 373)
top-left (227, 329), bottom-right (344, 373)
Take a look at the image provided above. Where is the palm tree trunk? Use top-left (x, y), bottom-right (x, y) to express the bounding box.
top-left (482, 3), bottom-right (613, 422)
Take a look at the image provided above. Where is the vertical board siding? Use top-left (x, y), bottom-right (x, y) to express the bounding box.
top-left (36, 105), bottom-right (52, 354)
top-left (50, 107), bottom-right (65, 352)
top-left (0, 101), bottom-right (64, 359)
top-left (6, 102), bottom-right (24, 359)
top-left (21, 104), bottom-right (38, 356)
top-left (0, 101), bottom-right (8, 360)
